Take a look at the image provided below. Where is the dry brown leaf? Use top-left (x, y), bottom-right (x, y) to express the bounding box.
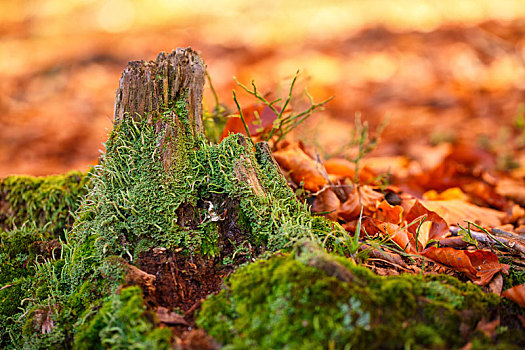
top-left (323, 158), bottom-right (377, 184)
top-left (475, 317), bottom-right (500, 337)
top-left (421, 247), bottom-right (510, 285)
top-left (405, 200), bottom-right (449, 251)
top-left (156, 306), bottom-right (189, 326)
top-left (337, 185), bottom-right (384, 221)
top-left (410, 143), bottom-right (495, 193)
top-left (221, 104), bottom-right (278, 140)
top-left (502, 284), bottom-right (525, 307)
top-left (423, 187), bottom-right (469, 201)
top-left (375, 200), bottom-right (403, 225)
top-left (421, 199), bottom-right (506, 227)
top-left (496, 178), bottom-right (525, 206)
top-left (324, 158), bottom-right (355, 179)
top-left (462, 181), bottom-right (506, 210)
top-left (273, 143), bottom-right (328, 192)
top-left (312, 188), bottom-right (340, 220)
top-left (361, 217), bottom-right (415, 253)
top-left (487, 273), bottom-right (503, 295)
top-left (361, 156), bottom-right (411, 176)
top-left (359, 186), bottom-right (385, 213)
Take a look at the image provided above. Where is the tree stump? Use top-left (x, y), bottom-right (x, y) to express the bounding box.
top-left (92, 46), bottom-right (313, 266)
top-left (114, 47), bottom-right (205, 132)
top-left (87, 47), bottom-right (313, 317)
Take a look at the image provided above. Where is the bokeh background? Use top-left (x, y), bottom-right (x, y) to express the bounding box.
top-left (1, 0), bottom-right (525, 176)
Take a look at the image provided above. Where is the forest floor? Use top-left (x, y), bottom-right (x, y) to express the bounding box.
top-left (1, 2), bottom-right (525, 347)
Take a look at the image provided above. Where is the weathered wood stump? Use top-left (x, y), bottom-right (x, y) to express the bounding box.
top-left (93, 47), bottom-right (311, 313)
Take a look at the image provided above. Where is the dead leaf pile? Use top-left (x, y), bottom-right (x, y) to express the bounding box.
top-left (251, 138), bottom-right (525, 289)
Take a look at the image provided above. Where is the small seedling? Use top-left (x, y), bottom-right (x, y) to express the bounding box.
top-left (233, 71), bottom-right (333, 148)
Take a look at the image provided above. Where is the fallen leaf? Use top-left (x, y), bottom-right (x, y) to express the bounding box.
top-left (324, 158), bottom-right (355, 179)
top-left (487, 273), bottom-right (503, 295)
top-left (337, 185), bottom-right (384, 221)
top-left (475, 317), bottom-right (500, 337)
top-left (502, 284), bottom-right (525, 307)
top-left (273, 142), bottom-right (328, 192)
top-left (462, 181), bottom-right (506, 210)
top-left (337, 186), bottom-right (361, 221)
top-left (156, 306), bottom-right (189, 326)
top-left (423, 187), bottom-right (469, 201)
top-left (361, 217), bottom-right (415, 253)
top-left (421, 247), bottom-right (510, 285)
top-left (312, 188), bottom-right (340, 220)
top-left (221, 104), bottom-right (278, 140)
top-left (410, 143), bottom-right (495, 193)
top-left (405, 200), bottom-right (449, 251)
top-left (421, 199), bottom-right (506, 227)
top-left (496, 178), bottom-right (525, 207)
top-left (375, 200), bottom-right (403, 225)
top-left (323, 158), bottom-right (377, 183)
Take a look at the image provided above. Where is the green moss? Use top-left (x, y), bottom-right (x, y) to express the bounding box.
top-left (74, 286), bottom-right (171, 350)
top-left (13, 90), bottom-right (324, 348)
top-left (500, 256), bottom-right (525, 290)
top-left (197, 245), bottom-right (509, 349)
top-left (66, 96), bottom-right (316, 271)
top-left (0, 224), bottom-right (61, 348)
top-left (0, 171), bottom-right (89, 237)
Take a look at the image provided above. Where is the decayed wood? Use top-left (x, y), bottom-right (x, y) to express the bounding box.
top-left (114, 47), bottom-right (206, 135)
top-left (113, 48), bottom-right (206, 170)
top-left (113, 47), bottom-right (279, 202)
top-left (122, 263), bottom-right (156, 296)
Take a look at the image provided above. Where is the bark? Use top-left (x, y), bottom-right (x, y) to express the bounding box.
top-left (114, 47), bottom-right (205, 134)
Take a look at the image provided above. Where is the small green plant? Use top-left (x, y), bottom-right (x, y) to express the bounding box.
top-left (413, 214), bottom-right (428, 252)
top-left (513, 103), bottom-right (525, 147)
top-left (457, 222), bottom-right (479, 248)
top-left (463, 220), bottom-right (510, 250)
top-left (513, 103), bottom-right (525, 131)
top-left (328, 113), bottom-right (388, 183)
top-left (232, 71), bottom-right (333, 148)
top-left (316, 206), bottom-right (372, 263)
top-left (348, 114), bottom-right (388, 183)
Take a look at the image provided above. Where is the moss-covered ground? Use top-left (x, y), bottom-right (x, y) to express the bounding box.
top-left (1, 94), bottom-right (523, 349)
top-left (0, 171), bottom-right (89, 347)
top-left (198, 243), bottom-right (524, 349)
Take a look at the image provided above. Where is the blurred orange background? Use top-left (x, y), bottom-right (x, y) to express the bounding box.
top-left (1, 0), bottom-right (524, 176)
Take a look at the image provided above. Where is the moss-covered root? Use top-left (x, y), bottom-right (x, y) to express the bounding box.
top-left (197, 243), bottom-right (522, 350)
top-left (0, 171), bottom-right (89, 236)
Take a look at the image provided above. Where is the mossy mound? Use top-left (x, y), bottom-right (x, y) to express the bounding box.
top-left (0, 171), bottom-right (89, 236)
top-left (197, 243), bottom-right (521, 349)
top-left (74, 286), bottom-right (172, 350)
top-left (9, 90), bottom-right (329, 348)
top-left (0, 172), bottom-right (89, 348)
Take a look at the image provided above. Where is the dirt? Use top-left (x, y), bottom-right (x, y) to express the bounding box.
top-left (132, 196), bottom-right (259, 347)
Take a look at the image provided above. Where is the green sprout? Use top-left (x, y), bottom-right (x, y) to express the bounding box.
top-left (232, 71), bottom-right (333, 148)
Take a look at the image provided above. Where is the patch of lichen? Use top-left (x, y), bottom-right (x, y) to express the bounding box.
top-left (0, 171), bottom-right (89, 237)
top-left (197, 245), bottom-right (509, 349)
